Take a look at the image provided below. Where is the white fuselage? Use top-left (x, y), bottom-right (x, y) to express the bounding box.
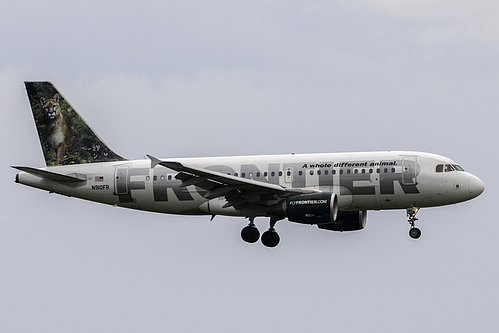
top-left (16, 151), bottom-right (483, 217)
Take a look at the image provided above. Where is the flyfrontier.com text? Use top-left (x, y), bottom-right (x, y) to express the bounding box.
top-left (289, 199), bottom-right (328, 205)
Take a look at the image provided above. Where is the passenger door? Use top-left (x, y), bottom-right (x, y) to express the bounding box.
top-left (402, 157), bottom-right (417, 185)
top-left (115, 167), bottom-right (129, 194)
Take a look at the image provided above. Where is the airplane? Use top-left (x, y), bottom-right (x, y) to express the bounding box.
top-left (13, 82), bottom-right (484, 247)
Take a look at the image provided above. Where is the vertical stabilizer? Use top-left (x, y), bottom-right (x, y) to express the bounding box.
top-left (25, 82), bottom-right (126, 166)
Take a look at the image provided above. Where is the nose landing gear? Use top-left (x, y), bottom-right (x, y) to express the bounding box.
top-left (407, 207), bottom-right (421, 239)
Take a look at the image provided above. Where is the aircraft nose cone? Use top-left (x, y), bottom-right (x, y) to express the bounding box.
top-left (468, 175), bottom-right (484, 199)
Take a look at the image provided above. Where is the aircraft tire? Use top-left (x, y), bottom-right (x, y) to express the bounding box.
top-left (261, 230), bottom-right (280, 248)
top-left (241, 225), bottom-right (260, 243)
top-left (409, 227), bottom-right (422, 239)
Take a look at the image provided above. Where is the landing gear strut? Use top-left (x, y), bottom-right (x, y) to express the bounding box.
top-left (407, 207), bottom-right (422, 239)
top-left (261, 217), bottom-right (282, 248)
top-left (241, 217), bottom-right (260, 243)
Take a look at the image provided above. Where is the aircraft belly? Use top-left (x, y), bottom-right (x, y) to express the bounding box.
top-left (147, 197), bottom-right (206, 215)
top-left (351, 194), bottom-right (380, 210)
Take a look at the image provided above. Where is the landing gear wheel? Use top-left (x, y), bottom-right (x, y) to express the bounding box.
top-left (409, 227), bottom-right (422, 239)
top-left (407, 207), bottom-right (422, 239)
top-left (241, 225), bottom-right (260, 243)
top-left (261, 230), bottom-right (280, 248)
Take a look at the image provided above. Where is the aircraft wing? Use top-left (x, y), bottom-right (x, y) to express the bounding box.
top-left (147, 155), bottom-right (312, 209)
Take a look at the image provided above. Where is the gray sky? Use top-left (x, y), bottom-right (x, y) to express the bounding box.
top-left (1, 1), bottom-right (497, 332)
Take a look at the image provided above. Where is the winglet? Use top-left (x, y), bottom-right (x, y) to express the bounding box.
top-left (146, 154), bottom-right (162, 169)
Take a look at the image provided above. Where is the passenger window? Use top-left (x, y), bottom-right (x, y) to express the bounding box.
top-left (242, 172), bottom-right (246, 177)
top-left (354, 169), bottom-right (358, 174)
top-left (279, 171), bottom-right (283, 176)
top-left (384, 168), bottom-right (388, 173)
top-left (264, 172), bottom-right (268, 177)
top-left (256, 172), bottom-right (260, 177)
top-left (369, 169), bottom-right (373, 174)
top-left (160, 175), bottom-right (165, 181)
top-left (325, 170), bottom-right (329, 175)
top-left (168, 175), bottom-right (172, 180)
top-left (286, 170), bottom-right (291, 176)
top-left (340, 170), bottom-right (343, 175)
top-left (347, 170), bottom-right (351, 174)
top-left (299, 171), bottom-right (303, 176)
top-left (271, 171), bottom-right (275, 177)
top-left (391, 168), bottom-right (395, 173)
top-left (333, 170), bottom-right (336, 175)
top-left (310, 170), bottom-right (314, 175)
top-left (436, 164), bottom-right (443, 172)
top-left (234, 173), bottom-right (238, 177)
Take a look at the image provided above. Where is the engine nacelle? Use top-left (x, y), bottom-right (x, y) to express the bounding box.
top-left (318, 210), bottom-right (367, 232)
top-left (285, 192), bottom-right (338, 225)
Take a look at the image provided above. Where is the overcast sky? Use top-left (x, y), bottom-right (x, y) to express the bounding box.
top-left (1, 1), bottom-right (498, 332)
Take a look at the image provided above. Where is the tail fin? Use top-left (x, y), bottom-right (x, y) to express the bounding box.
top-left (25, 82), bottom-right (126, 166)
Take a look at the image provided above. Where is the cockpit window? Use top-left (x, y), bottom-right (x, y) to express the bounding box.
top-left (436, 164), bottom-right (464, 173)
top-left (445, 164), bottom-right (455, 172)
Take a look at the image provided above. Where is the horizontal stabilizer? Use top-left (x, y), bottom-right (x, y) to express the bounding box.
top-left (12, 166), bottom-right (86, 183)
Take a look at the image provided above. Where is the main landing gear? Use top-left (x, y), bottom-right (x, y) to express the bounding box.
top-left (407, 207), bottom-right (422, 239)
top-left (241, 217), bottom-right (283, 247)
top-left (240, 217), bottom-right (260, 243)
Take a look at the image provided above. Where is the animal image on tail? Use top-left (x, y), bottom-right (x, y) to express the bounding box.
top-left (39, 93), bottom-right (75, 163)
top-left (25, 82), bottom-right (125, 165)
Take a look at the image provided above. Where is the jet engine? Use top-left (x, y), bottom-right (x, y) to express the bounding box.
top-left (267, 192), bottom-right (338, 224)
top-left (317, 210), bottom-right (367, 232)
